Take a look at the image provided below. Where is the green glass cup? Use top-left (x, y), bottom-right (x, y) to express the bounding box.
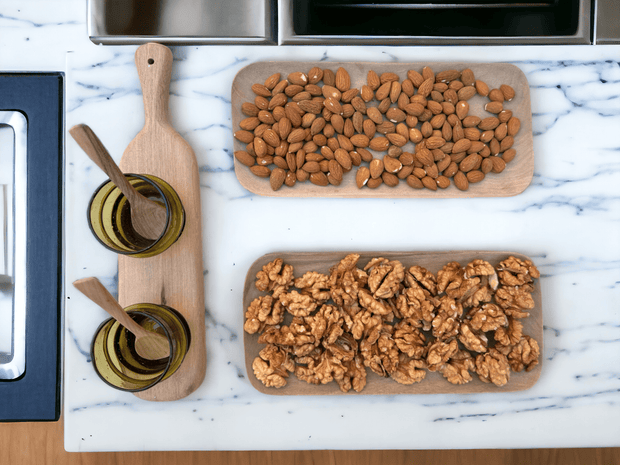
top-left (88, 174), bottom-right (185, 258)
top-left (90, 303), bottom-right (191, 392)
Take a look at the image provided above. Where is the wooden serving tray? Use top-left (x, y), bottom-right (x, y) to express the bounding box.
top-left (243, 251), bottom-right (543, 395)
top-left (118, 43), bottom-right (206, 401)
top-left (231, 62), bottom-right (533, 198)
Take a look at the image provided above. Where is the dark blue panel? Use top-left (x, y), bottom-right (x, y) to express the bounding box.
top-left (0, 73), bottom-right (63, 421)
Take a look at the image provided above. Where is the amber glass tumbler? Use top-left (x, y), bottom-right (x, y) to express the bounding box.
top-left (90, 303), bottom-right (191, 392)
top-left (88, 174), bottom-right (185, 258)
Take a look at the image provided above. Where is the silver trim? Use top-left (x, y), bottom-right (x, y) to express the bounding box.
top-left (0, 111), bottom-right (27, 380)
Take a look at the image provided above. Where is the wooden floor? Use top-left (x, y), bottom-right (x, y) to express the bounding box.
top-left (1, 419), bottom-right (618, 465)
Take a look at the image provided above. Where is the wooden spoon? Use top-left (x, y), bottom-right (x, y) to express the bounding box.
top-left (69, 124), bottom-right (167, 241)
top-left (73, 277), bottom-right (170, 360)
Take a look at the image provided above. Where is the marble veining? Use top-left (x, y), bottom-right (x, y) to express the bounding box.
top-left (2, 0), bottom-right (619, 452)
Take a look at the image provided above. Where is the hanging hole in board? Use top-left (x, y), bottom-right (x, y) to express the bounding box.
top-left (148, 58), bottom-right (155, 65)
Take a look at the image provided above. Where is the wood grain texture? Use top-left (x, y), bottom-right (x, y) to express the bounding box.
top-left (231, 62), bottom-right (533, 198)
top-left (1, 420), bottom-right (619, 465)
top-left (118, 43), bottom-right (206, 401)
top-left (244, 251), bottom-right (542, 395)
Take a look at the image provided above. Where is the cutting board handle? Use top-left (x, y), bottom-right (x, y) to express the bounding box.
top-left (135, 43), bottom-right (173, 127)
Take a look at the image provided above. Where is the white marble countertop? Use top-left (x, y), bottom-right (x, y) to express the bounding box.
top-left (2, 0), bottom-right (619, 452)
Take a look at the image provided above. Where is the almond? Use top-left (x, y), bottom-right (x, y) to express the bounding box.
top-left (234, 150), bottom-right (255, 167)
top-left (379, 172), bottom-right (397, 187)
top-left (417, 78), bottom-right (434, 97)
top-left (296, 149), bottom-right (306, 169)
top-left (437, 154), bottom-right (452, 172)
top-left (272, 80), bottom-right (288, 95)
top-left (480, 130), bottom-right (495, 143)
top-left (481, 158), bottom-right (494, 174)
top-left (507, 117), bottom-right (521, 136)
top-left (454, 171), bottom-right (469, 190)
top-left (269, 167), bottom-right (286, 191)
top-left (498, 109), bottom-right (513, 123)
top-left (304, 152), bottom-right (323, 162)
top-left (234, 130), bottom-right (254, 144)
top-left (349, 150), bottom-right (362, 166)
top-left (307, 67), bottom-right (323, 84)
top-left (412, 167), bottom-right (426, 178)
top-left (239, 116), bottom-right (260, 131)
top-left (461, 69), bottom-right (475, 86)
top-left (401, 79), bottom-right (414, 96)
top-left (285, 104), bottom-right (302, 127)
top-left (386, 133), bottom-right (407, 147)
top-left (494, 123), bottom-right (508, 141)
top-left (436, 175), bottom-right (451, 189)
top-left (284, 85), bottom-right (304, 98)
top-left (287, 128), bottom-right (306, 144)
top-left (367, 177), bottom-right (383, 189)
top-left (335, 67), bottom-right (351, 92)
top-left (398, 165), bottom-right (414, 179)
top-left (324, 97), bottom-right (343, 115)
top-left (459, 153), bottom-right (481, 173)
top-left (403, 174), bottom-right (422, 189)
top-left (466, 170), bottom-right (485, 183)
top-left (462, 116), bottom-right (481, 128)
top-left (361, 85), bottom-right (374, 102)
top-left (452, 138), bottom-right (472, 153)
top-left (356, 166), bottom-right (371, 188)
top-left (416, 148), bottom-right (434, 167)
top-left (301, 161), bottom-right (320, 173)
top-left (250, 165), bottom-right (270, 178)
top-left (502, 148), bottom-right (517, 163)
top-left (425, 136), bottom-right (446, 149)
top-left (375, 82), bottom-right (391, 101)
top-left (254, 96), bottom-right (269, 110)
top-left (500, 135), bottom-right (514, 152)
top-left (363, 119), bottom-right (376, 139)
top-left (340, 88), bottom-right (357, 103)
top-left (386, 107), bottom-right (406, 123)
top-left (425, 163), bottom-right (439, 179)
top-left (357, 148), bottom-right (373, 163)
top-left (491, 156), bottom-right (506, 173)
top-left (407, 69), bottom-right (425, 88)
top-left (328, 159), bottom-right (343, 181)
top-left (297, 100), bottom-right (322, 115)
top-left (337, 134), bottom-right (354, 151)
top-left (241, 102), bottom-right (260, 117)
top-left (367, 107), bottom-right (383, 124)
top-left (296, 169), bottom-right (309, 182)
top-left (367, 70), bottom-right (381, 90)
top-left (478, 117), bottom-right (500, 131)
top-left (284, 171), bottom-right (296, 187)
top-left (383, 155), bottom-right (403, 174)
top-left (351, 97), bottom-right (367, 114)
top-left (322, 85), bottom-right (341, 101)
top-left (253, 137), bottom-right (267, 157)
top-left (485, 101), bottom-right (504, 114)
top-left (435, 69), bottom-right (461, 83)
top-left (334, 148), bottom-right (352, 171)
top-left (261, 129), bottom-right (279, 148)
top-left (288, 71), bottom-right (308, 86)
top-left (390, 81), bottom-right (402, 103)
top-left (268, 93), bottom-right (287, 110)
top-left (500, 84), bottom-right (516, 101)
top-left (369, 158), bottom-right (384, 179)
top-left (251, 83), bottom-right (271, 97)
top-left (404, 102), bottom-right (425, 117)
top-left (443, 161), bottom-right (459, 178)
top-left (421, 176), bottom-right (437, 191)
top-left (489, 88), bottom-right (505, 102)
top-left (369, 136), bottom-right (390, 152)
top-left (475, 80), bottom-right (490, 97)
top-left (489, 138), bottom-right (500, 156)
top-left (457, 86), bottom-right (477, 101)
top-left (309, 171), bottom-right (329, 186)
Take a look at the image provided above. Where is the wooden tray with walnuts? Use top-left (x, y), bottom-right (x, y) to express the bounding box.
top-left (231, 62), bottom-right (534, 198)
top-left (243, 251), bottom-right (543, 395)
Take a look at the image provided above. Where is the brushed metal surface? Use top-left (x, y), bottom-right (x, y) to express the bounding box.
top-left (88, 0), bottom-right (276, 45)
top-left (595, 0), bottom-right (620, 44)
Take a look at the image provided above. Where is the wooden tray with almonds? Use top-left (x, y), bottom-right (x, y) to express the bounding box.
top-left (231, 62), bottom-right (533, 198)
top-left (243, 251), bottom-right (543, 395)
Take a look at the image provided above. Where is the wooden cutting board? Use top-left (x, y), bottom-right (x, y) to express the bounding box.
top-left (118, 43), bottom-right (206, 401)
top-left (231, 62), bottom-right (533, 198)
top-left (243, 251), bottom-right (543, 395)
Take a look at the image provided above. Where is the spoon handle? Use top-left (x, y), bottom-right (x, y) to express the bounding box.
top-left (73, 277), bottom-right (149, 338)
top-left (69, 124), bottom-right (140, 205)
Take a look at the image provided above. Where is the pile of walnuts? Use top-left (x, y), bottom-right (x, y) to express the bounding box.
top-left (245, 254), bottom-right (540, 392)
top-left (234, 66), bottom-right (521, 191)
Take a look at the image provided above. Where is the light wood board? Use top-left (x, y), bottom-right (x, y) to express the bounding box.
top-left (118, 43), bottom-right (206, 401)
top-left (243, 251), bottom-right (542, 395)
top-left (231, 62), bottom-right (533, 198)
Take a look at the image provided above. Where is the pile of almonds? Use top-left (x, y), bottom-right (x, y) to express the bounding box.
top-left (234, 66), bottom-right (521, 191)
